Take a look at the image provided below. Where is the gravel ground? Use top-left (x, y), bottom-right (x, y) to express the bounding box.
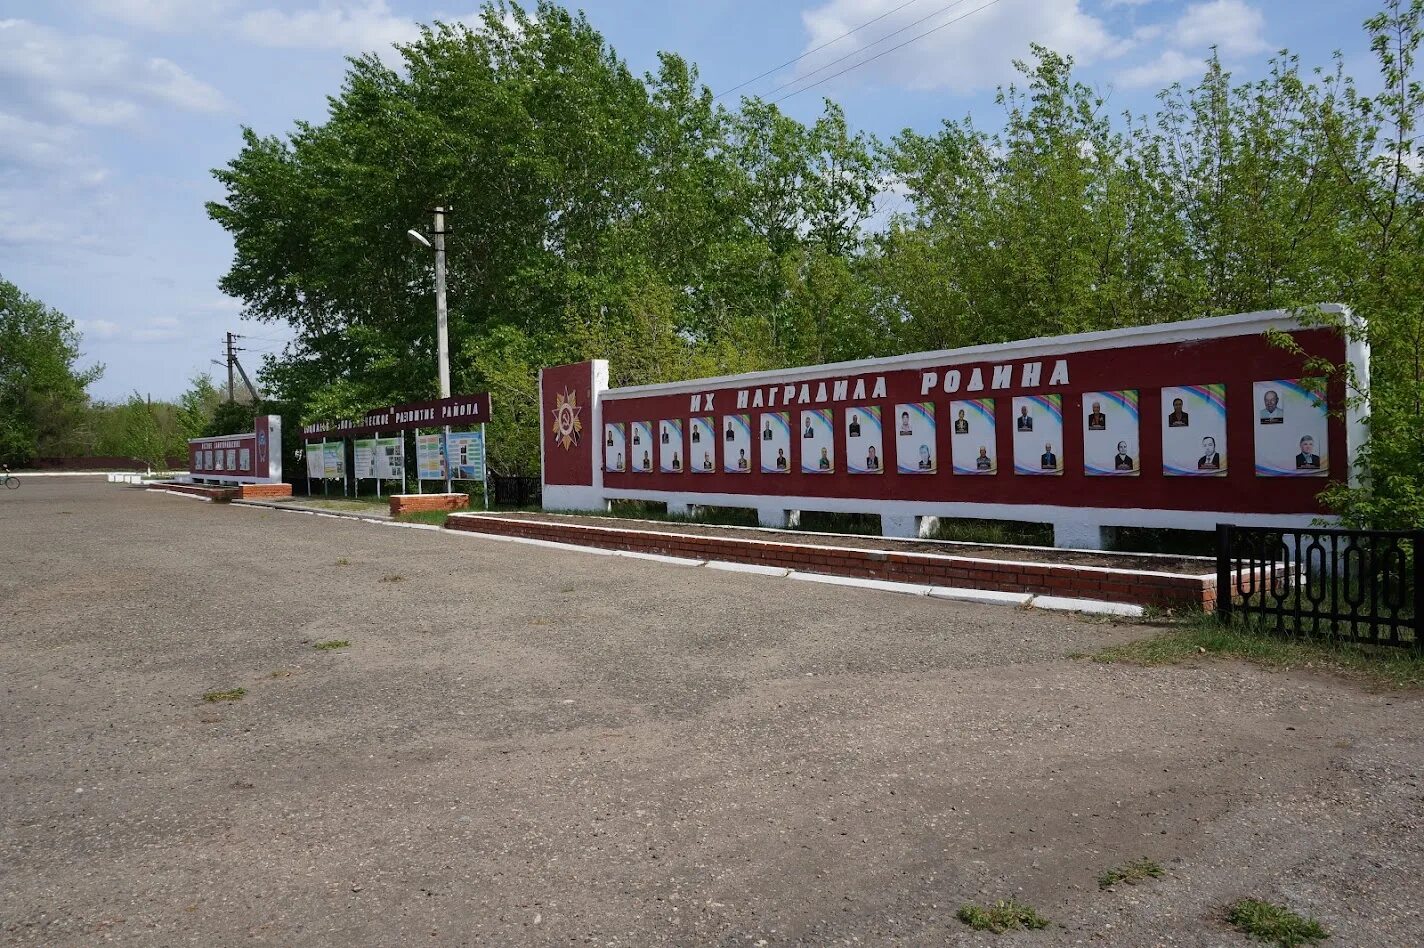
top-left (1, 479), bottom-right (1421, 946)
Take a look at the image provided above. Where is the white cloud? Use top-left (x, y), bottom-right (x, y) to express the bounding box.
top-left (84, 0), bottom-right (235, 32)
top-left (237, 1), bottom-right (423, 52)
top-left (77, 319), bottom-right (124, 340)
top-left (74, 315), bottom-right (189, 344)
top-left (1173, 0), bottom-right (1267, 56)
top-left (0, 112), bottom-right (86, 170)
top-left (790, 0), bottom-right (1130, 96)
top-left (1116, 47), bottom-right (1198, 87)
top-left (1115, 0), bottom-right (1268, 88)
top-left (0, 19), bottom-right (228, 125)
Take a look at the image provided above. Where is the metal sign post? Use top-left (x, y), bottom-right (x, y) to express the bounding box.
top-left (481, 422), bottom-right (489, 510)
top-left (438, 421), bottom-right (449, 489)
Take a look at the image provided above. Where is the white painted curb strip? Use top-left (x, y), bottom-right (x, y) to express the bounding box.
top-left (788, 572), bottom-right (931, 597)
top-left (1032, 595), bottom-right (1144, 617)
top-left (929, 587), bottom-right (1034, 606)
top-left (150, 489), bottom-right (212, 502)
top-left (706, 561), bottom-right (791, 577)
top-left (615, 550), bottom-right (706, 566)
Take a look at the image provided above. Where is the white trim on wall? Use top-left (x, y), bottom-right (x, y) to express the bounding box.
top-left (600, 305), bottom-right (1350, 401)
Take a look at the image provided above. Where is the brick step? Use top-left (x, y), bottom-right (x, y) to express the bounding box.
top-left (444, 515), bottom-right (1217, 609)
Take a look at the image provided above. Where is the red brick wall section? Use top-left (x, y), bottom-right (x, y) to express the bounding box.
top-left (238, 483), bottom-right (293, 500)
top-left (389, 493), bottom-right (470, 516)
top-left (445, 515), bottom-right (1218, 609)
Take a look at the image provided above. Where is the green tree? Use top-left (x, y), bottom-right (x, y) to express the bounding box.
top-left (0, 275), bottom-right (103, 465)
top-left (176, 373), bottom-right (224, 441)
top-left (207, 2), bottom-right (880, 473)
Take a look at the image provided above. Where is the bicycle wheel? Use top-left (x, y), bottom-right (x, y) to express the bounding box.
top-left (4, 476), bottom-right (18, 489)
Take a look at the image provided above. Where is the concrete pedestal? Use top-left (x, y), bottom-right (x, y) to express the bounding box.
top-left (1053, 520), bottom-right (1108, 550)
top-left (882, 514), bottom-right (938, 539)
top-left (757, 506), bottom-right (800, 529)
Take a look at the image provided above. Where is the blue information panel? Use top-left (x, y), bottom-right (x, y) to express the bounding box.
top-left (448, 430), bottom-right (485, 481)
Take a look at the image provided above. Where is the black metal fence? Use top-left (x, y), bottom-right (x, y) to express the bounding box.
top-left (1216, 523), bottom-right (1421, 649)
top-left (492, 475), bottom-right (541, 508)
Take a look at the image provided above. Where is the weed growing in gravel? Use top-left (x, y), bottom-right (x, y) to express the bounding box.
top-left (202, 688), bottom-right (245, 703)
top-left (1226, 898), bottom-right (1328, 946)
top-left (955, 900), bottom-right (1050, 934)
top-left (335, 557), bottom-right (350, 566)
top-left (1098, 857), bottom-right (1165, 889)
top-left (313, 640), bottom-right (350, 651)
top-left (380, 574), bottom-right (404, 583)
top-left (1091, 613), bottom-right (1424, 690)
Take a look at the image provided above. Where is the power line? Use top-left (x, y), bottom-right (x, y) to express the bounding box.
top-left (714, 0), bottom-right (927, 100)
top-left (772, 0), bottom-right (1003, 105)
top-left (763, 0), bottom-right (974, 103)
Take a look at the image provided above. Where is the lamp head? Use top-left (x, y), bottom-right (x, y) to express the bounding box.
top-left (406, 228), bottom-right (432, 249)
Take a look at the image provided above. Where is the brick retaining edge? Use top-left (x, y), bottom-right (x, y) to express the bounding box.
top-left (445, 514), bottom-right (1219, 609)
top-left (390, 493), bottom-right (470, 517)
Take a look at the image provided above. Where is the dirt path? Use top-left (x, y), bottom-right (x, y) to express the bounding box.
top-left (1, 480), bottom-right (1419, 946)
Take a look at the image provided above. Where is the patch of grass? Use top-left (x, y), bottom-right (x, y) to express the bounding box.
top-left (1098, 857), bottom-right (1166, 889)
top-left (1090, 612), bottom-right (1424, 690)
top-left (1226, 898), bottom-right (1329, 946)
top-left (955, 900), bottom-right (1050, 934)
top-left (397, 510), bottom-right (451, 526)
top-left (379, 574), bottom-right (404, 583)
top-left (930, 518), bottom-right (1054, 546)
top-left (202, 687), bottom-right (245, 703)
top-left (335, 557), bottom-right (350, 566)
top-left (313, 639), bottom-right (350, 651)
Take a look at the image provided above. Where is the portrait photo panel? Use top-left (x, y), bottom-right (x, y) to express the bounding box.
top-left (723, 413), bottom-right (753, 473)
top-left (630, 421), bottom-right (654, 472)
top-left (1161, 383), bottom-right (1227, 476)
top-left (659, 419), bottom-right (683, 473)
top-left (1082, 390), bottom-right (1140, 476)
top-left (801, 408), bottom-right (835, 473)
top-left (1012, 394), bottom-right (1063, 475)
top-left (1254, 379), bottom-right (1328, 476)
top-left (760, 411), bottom-right (792, 474)
top-left (950, 398), bottom-right (997, 475)
top-left (603, 422), bottom-right (625, 472)
top-left (689, 417), bottom-right (716, 472)
top-left (894, 402), bottom-right (937, 474)
top-left (845, 406), bottom-right (883, 474)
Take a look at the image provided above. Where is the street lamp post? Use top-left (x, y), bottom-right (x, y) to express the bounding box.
top-left (409, 206), bottom-right (453, 494)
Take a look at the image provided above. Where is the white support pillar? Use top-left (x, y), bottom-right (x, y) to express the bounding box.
top-left (1053, 519), bottom-right (1108, 550)
top-left (882, 514), bottom-right (939, 539)
top-left (757, 506), bottom-right (798, 529)
top-left (666, 501), bottom-right (695, 518)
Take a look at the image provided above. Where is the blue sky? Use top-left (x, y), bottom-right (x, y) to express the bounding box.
top-left (0, 0), bottom-right (1381, 401)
